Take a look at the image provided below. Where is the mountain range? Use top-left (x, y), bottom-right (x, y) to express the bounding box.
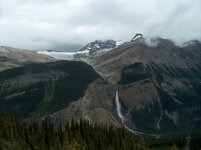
top-left (0, 34), bottom-right (201, 135)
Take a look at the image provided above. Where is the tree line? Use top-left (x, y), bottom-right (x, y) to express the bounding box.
top-left (0, 112), bottom-right (200, 150)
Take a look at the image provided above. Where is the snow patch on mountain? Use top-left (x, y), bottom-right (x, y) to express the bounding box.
top-left (38, 51), bottom-right (76, 60)
top-left (89, 48), bottom-right (112, 58)
top-left (116, 40), bottom-right (125, 47)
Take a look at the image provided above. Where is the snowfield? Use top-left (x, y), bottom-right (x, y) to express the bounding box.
top-left (37, 50), bottom-right (89, 60)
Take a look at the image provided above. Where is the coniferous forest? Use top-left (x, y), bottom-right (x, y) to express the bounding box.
top-left (0, 112), bottom-right (201, 150)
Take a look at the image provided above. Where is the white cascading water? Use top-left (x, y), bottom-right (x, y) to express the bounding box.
top-left (115, 90), bottom-right (123, 119)
top-left (115, 90), bottom-right (140, 134)
top-left (115, 89), bottom-right (158, 137)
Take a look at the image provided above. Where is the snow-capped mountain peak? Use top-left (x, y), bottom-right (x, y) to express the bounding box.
top-left (79, 40), bottom-right (124, 52)
top-left (76, 39), bottom-right (125, 58)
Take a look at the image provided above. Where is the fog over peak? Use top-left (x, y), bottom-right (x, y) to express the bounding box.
top-left (0, 0), bottom-right (201, 51)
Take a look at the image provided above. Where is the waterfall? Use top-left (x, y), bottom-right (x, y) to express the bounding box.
top-left (115, 90), bottom-right (123, 119)
top-left (115, 89), bottom-right (159, 137)
top-left (115, 90), bottom-right (138, 134)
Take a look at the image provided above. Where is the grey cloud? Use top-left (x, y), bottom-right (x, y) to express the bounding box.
top-left (0, 0), bottom-right (201, 51)
top-left (47, 42), bottom-right (83, 52)
top-left (31, 36), bottom-right (45, 42)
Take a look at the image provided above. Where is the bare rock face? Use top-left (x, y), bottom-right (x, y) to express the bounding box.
top-left (119, 82), bottom-right (158, 110)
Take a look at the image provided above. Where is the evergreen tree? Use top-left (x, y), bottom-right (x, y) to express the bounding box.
top-left (0, 112), bottom-right (201, 150)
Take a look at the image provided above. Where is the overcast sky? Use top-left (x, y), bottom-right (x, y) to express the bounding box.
top-left (0, 0), bottom-right (201, 51)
